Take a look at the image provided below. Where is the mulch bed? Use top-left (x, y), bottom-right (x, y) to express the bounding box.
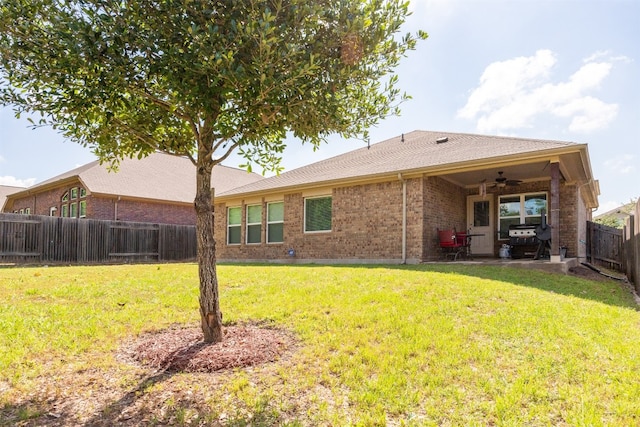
top-left (125, 322), bottom-right (296, 373)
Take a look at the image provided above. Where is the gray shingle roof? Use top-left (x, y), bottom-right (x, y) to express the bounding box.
top-left (32, 152), bottom-right (263, 203)
top-left (218, 130), bottom-right (577, 197)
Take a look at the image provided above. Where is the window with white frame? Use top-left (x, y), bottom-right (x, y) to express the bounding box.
top-left (24, 208), bottom-right (30, 214)
top-left (304, 196), bottom-right (332, 233)
top-left (70, 202), bottom-right (78, 218)
top-left (70, 187), bottom-right (78, 199)
top-left (267, 202), bottom-right (284, 243)
top-left (61, 191), bottom-right (69, 217)
top-left (227, 207), bottom-right (241, 245)
top-left (246, 204), bottom-right (262, 244)
top-left (79, 200), bottom-right (87, 218)
top-left (498, 192), bottom-right (547, 239)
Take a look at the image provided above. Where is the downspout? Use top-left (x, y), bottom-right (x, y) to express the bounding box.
top-left (399, 173), bottom-right (407, 264)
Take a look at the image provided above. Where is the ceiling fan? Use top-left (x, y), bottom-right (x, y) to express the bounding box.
top-left (490, 171), bottom-right (522, 188)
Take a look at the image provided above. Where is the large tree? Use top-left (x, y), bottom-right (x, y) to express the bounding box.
top-left (0, 0), bottom-right (425, 342)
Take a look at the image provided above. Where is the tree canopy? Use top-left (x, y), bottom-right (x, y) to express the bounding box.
top-left (1, 0), bottom-right (424, 170)
top-left (0, 0), bottom-right (426, 342)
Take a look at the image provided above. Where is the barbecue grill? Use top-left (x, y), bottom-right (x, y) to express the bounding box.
top-left (508, 224), bottom-right (538, 259)
top-left (508, 217), bottom-right (552, 260)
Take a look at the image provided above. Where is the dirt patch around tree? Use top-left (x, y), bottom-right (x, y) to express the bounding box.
top-left (121, 321), bottom-right (297, 373)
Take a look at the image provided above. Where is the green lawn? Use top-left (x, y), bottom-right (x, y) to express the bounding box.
top-left (1, 263), bottom-right (639, 426)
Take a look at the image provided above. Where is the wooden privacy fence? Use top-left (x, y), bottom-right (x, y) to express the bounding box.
top-left (0, 213), bottom-right (196, 264)
top-left (586, 220), bottom-right (624, 272)
top-left (623, 200), bottom-right (640, 290)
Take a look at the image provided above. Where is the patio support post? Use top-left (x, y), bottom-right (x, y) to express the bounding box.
top-left (550, 162), bottom-right (561, 262)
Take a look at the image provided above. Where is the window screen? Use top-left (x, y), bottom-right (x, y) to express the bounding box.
top-left (304, 196), bottom-right (332, 232)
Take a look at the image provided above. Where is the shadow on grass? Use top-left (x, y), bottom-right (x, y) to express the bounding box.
top-left (1, 368), bottom-right (288, 427)
top-left (0, 326), bottom-right (299, 427)
top-left (219, 262), bottom-right (638, 310)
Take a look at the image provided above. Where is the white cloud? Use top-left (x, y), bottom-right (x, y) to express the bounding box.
top-left (458, 50), bottom-right (619, 134)
top-left (0, 176), bottom-right (35, 187)
top-left (604, 154), bottom-right (636, 175)
top-left (583, 50), bottom-right (610, 63)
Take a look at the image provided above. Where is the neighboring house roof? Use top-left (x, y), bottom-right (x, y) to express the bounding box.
top-left (7, 152), bottom-right (263, 204)
top-left (594, 201), bottom-right (636, 221)
top-left (0, 185), bottom-right (25, 211)
top-left (218, 130), bottom-right (598, 206)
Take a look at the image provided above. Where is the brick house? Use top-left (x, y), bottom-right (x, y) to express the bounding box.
top-left (213, 131), bottom-right (599, 263)
top-left (3, 152), bottom-right (263, 225)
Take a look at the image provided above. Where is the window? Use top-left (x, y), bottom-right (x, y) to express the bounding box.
top-left (70, 187), bottom-right (78, 199)
top-left (246, 204), bottom-right (262, 244)
top-left (79, 201), bottom-right (87, 218)
top-left (473, 200), bottom-right (490, 227)
top-left (498, 193), bottom-right (547, 239)
top-left (19, 208), bottom-right (24, 214)
top-left (24, 208), bottom-right (30, 214)
top-left (61, 192), bottom-right (69, 202)
top-left (70, 202), bottom-right (78, 218)
top-left (227, 207), bottom-right (241, 245)
top-left (61, 204), bottom-right (69, 217)
top-left (304, 196), bottom-right (332, 232)
top-left (49, 207), bottom-right (57, 217)
top-left (80, 187), bottom-right (87, 197)
top-left (267, 202), bottom-right (284, 243)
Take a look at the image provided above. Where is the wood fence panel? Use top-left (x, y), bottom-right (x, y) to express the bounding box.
top-left (0, 216), bottom-right (41, 262)
top-left (623, 201), bottom-right (639, 290)
top-left (0, 213), bottom-right (196, 265)
top-left (587, 220), bottom-right (624, 271)
top-left (159, 224), bottom-right (197, 261)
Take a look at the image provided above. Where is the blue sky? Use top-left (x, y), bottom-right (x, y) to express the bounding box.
top-left (1, 0), bottom-right (638, 214)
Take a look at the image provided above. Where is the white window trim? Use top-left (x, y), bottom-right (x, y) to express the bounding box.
top-left (304, 195), bottom-right (332, 234)
top-left (227, 206), bottom-right (242, 245)
top-left (498, 191), bottom-right (548, 240)
top-left (79, 200), bottom-right (87, 218)
top-left (70, 202), bottom-right (78, 218)
top-left (246, 204), bottom-right (262, 245)
top-left (266, 201), bottom-right (284, 244)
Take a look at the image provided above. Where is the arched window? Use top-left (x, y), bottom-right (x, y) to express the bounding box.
top-left (61, 192), bottom-right (69, 217)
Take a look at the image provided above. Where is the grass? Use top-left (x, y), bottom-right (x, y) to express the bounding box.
top-left (1, 263), bottom-right (639, 426)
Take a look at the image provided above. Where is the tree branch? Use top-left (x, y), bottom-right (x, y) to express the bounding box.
top-left (132, 87), bottom-right (200, 141)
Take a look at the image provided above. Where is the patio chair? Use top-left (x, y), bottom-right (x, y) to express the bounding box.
top-left (455, 230), bottom-right (472, 260)
top-left (438, 228), bottom-right (465, 261)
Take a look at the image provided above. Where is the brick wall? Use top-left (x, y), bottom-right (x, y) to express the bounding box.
top-left (5, 180), bottom-right (196, 225)
top-left (214, 175), bottom-right (591, 263)
top-left (216, 179), bottom-right (421, 262)
top-left (6, 181), bottom-right (83, 216)
top-left (559, 183), bottom-right (578, 258)
top-left (111, 198), bottom-right (195, 225)
top-left (423, 176), bottom-right (467, 260)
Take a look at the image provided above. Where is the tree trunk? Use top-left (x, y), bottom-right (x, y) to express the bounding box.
top-left (195, 154), bottom-right (223, 343)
